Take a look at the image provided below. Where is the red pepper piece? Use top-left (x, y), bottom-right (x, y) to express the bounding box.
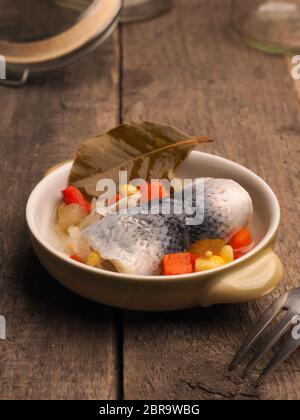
top-left (234, 252), bottom-right (242, 260)
top-left (229, 228), bottom-right (252, 250)
top-left (70, 254), bottom-right (83, 263)
top-left (62, 186), bottom-right (91, 214)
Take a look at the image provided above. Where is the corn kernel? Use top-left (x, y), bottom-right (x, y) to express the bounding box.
top-left (205, 251), bottom-right (213, 258)
top-left (120, 184), bottom-right (139, 197)
top-left (87, 251), bottom-right (102, 267)
top-left (195, 255), bottom-right (225, 272)
top-left (220, 245), bottom-right (234, 263)
top-left (190, 239), bottom-right (226, 256)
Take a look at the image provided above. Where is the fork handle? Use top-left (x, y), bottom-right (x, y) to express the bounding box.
top-left (198, 248), bottom-right (283, 307)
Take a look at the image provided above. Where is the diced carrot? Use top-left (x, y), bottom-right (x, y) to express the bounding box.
top-left (140, 181), bottom-right (168, 202)
top-left (163, 253), bottom-right (194, 276)
top-left (108, 194), bottom-right (123, 206)
top-left (190, 254), bottom-right (198, 270)
top-left (62, 186), bottom-right (91, 214)
top-left (229, 228), bottom-right (252, 250)
top-left (70, 254), bottom-right (83, 263)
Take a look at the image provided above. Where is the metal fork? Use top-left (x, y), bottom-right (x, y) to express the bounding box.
top-left (229, 288), bottom-right (300, 385)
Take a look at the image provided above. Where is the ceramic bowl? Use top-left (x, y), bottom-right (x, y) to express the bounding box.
top-left (26, 152), bottom-right (283, 311)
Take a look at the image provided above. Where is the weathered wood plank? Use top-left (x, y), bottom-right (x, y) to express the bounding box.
top-left (0, 33), bottom-right (120, 400)
top-left (121, 0), bottom-right (300, 400)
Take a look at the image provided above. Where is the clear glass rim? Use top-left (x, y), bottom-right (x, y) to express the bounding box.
top-left (231, 0), bottom-right (300, 55)
top-left (232, 20), bottom-right (300, 55)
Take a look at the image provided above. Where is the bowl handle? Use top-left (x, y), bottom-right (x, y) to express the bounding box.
top-left (198, 248), bottom-right (283, 307)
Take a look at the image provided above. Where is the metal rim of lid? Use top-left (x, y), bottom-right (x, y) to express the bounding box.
top-left (0, 0), bottom-right (122, 66)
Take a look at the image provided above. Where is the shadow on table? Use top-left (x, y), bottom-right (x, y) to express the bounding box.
top-left (21, 249), bottom-right (114, 326)
top-left (20, 246), bottom-right (255, 342)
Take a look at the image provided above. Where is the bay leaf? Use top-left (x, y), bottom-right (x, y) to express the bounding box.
top-left (69, 121), bottom-right (211, 198)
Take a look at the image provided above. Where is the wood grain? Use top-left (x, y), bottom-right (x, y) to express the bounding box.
top-left (0, 34), bottom-right (120, 399)
top-left (121, 0), bottom-right (300, 400)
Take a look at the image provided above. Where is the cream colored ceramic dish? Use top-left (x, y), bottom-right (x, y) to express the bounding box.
top-left (26, 152), bottom-right (283, 311)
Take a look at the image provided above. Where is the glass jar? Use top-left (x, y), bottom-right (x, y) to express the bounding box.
top-left (232, 0), bottom-right (300, 54)
top-left (55, 0), bottom-right (172, 23)
top-left (0, 0), bottom-right (122, 85)
top-left (0, 0), bottom-right (172, 86)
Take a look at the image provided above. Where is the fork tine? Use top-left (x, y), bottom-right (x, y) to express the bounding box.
top-left (229, 295), bottom-right (287, 371)
top-left (243, 311), bottom-right (296, 376)
top-left (257, 323), bottom-right (300, 385)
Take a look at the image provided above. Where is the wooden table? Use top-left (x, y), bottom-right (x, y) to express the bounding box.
top-left (1, 0), bottom-right (300, 400)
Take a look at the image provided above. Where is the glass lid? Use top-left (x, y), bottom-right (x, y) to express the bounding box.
top-left (0, 0), bottom-right (95, 43)
top-left (0, 0), bottom-right (172, 86)
top-left (0, 0), bottom-right (122, 69)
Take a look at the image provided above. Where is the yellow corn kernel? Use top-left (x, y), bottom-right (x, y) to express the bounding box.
top-left (190, 239), bottom-right (226, 256)
top-left (205, 251), bottom-right (213, 258)
top-left (195, 255), bottom-right (225, 272)
top-left (220, 245), bottom-right (234, 263)
top-left (87, 251), bottom-right (102, 267)
top-left (120, 184), bottom-right (139, 197)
